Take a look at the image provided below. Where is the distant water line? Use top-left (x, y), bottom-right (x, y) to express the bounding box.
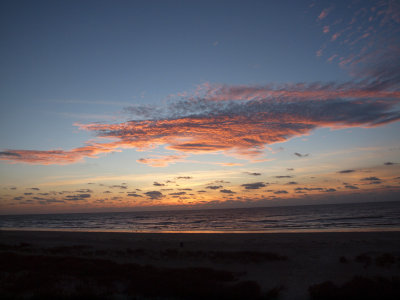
top-left (1, 201), bottom-right (400, 233)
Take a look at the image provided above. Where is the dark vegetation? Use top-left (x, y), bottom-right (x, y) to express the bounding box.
top-left (0, 251), bottom-right (281, 299)
top-left (0, 243), bottom-right (287, 263)
top-left (309, 276), bottom-right (400, 300)
top-left (157, 249), bottom-right (287, 263)
top-left (338, 253), bottom-right (400, 269)
top-left (354, 253), bottom-right (400, 269)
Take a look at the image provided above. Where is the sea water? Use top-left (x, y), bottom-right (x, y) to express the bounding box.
top-left (1, 201), bottom-right (400, 233)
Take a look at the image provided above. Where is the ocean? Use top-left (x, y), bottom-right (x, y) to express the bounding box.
top-left (1, 201), bottom-right (400, 233)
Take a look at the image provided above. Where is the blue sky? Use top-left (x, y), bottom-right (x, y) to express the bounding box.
top-left (1, 0), bottom-right (399, 214)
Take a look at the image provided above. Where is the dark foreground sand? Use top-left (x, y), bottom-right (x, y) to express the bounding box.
top-left (1, 230), bottom-right (400, 299)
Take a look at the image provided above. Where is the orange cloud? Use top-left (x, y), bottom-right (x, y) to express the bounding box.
top-left (0, 144), bottom-right (120, 165)
top-left (1, 88), bottom-right (399, 165)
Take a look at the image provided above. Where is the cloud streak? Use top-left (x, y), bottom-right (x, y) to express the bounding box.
top-left (2, 85), bottom-right (399, 166)
top-left (137, 154), bottom-right (187, 167)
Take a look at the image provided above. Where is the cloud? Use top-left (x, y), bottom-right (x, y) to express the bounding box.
top-left (205, 185), bottom-right (223, 190)
top-left (275, 175), bottom-right (293, 179)
top-left (325, 188), bottom-right (337, 192)
top-left (274, 190), bottom-right (288, 194)
top-left (0, 151), bottom-right (21, 157)
top-left (362, 176), bottom-right (381, 181)
top-left (75, 189), bottom-right (93, 193)
top-left (245, 172), bottom-right (261, 176)
top-left (344, 184), bottom-right (359, 190)
top-left (127, 193), bottom-right (143, 197)
top-left (1, 81), bottom-right (398, 166)
top-left (338, 169), bottom-right (356, 173)
top-left (318, 7), bottom-right (332, 20)
top-left (295, 187), bottom-right (324, 191)
top-left (137, 154), bottom-right (187, 167)
top-left (169, 192), bottom-right (186, 196)
top-left (220, 189), bottom-right (235, 194)
top-left (215, 162), bottom-right (243, 166)
top-left (361, 176), bottom-right (383, 184)
top-left (45, 199), bottom-right (65, 203)
top-left (64, 193), bottom-right (91, 201)
top-left (110, 185), bottom-right (128, 189)
top-left (1, 81), bottom-right (399, 165)
top-left (153, 182), bottom-right (165, 186)
top-left (144, 191), bottom-right (164, 199)
top-left (315, 0), bottom-right (400, 80)
top-left (214, 180), bottom-right (230, 184)
top-left (294, 152), bottom-right (309, 158)
top-left (176, 176), bottom-right (192, 179)
top-left (0, 144), bottom-right (120, 165)
top-left (384, 162), bottom-right (397, 165)
top-left (241, 182), bottom-right (266, 190)
top-left (286, 181), bottom-right (298, 185)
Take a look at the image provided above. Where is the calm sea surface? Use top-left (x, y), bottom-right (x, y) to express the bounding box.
top-left (1, 201), bottom-right (400, 233)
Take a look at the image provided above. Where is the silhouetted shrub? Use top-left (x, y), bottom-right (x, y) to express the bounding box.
top-left (355, 253), bottom-right (372, 268)
top-left (375, 253), bottom-right (396, 268)
top-left (0, 251), bottom-right (268, 299)
top-left (309, 276), bottom-right (400, 300)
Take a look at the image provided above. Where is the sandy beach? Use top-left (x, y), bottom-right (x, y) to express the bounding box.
top-left (1, 230), bottom-right (400, 299)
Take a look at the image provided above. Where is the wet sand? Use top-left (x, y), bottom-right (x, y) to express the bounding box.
top-left (1, 230), bottom-right (400, 299)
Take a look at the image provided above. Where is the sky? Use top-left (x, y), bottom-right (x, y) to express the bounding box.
top-left (1, 0), bottom-right (399, 214)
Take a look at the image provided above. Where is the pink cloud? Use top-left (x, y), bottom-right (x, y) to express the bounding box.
top-left (137, 154), bottom-right (187, 167)
top-left (331, 32), bottom-right (341, 41)
top-left (2, 79), bottom-right (399, 166)
top-left (318, 7), bottom-right (332, 20)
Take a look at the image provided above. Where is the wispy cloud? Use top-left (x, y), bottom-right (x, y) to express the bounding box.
top-left (137, 154), bottom-right (187, 167)
top-left (315, 0), bottom-right (400, 78)
top-left (245, 172), bottom-right (261, 176)
top-left (0, 144), bottom-right (120, 165)
top-left (318, 7), bottom-right (332, 20)
top-left (338, 169), bottom-right (356, 174)
top-left (294, 152), bottom-right (309, 158)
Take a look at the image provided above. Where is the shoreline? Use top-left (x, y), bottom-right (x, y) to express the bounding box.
top-left (2, 226), bottom-right (400, 234)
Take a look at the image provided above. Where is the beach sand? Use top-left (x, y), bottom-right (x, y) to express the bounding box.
top-left (1, 230), bottom-right (400, 299)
